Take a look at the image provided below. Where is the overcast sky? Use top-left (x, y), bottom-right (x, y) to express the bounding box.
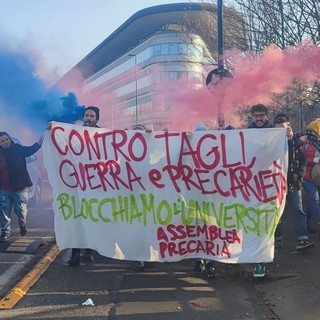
top-left (0, 0), bottom-right (191, 80)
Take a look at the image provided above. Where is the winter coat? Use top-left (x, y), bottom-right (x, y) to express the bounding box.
top-left (299, 141), bottom-right (320, 182)
top-left (0, 142), bottom-right (41, 192)
top-left (288, 138), bottom-right (306, 190)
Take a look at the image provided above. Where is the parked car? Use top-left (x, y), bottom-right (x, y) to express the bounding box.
top-left (11, 137), bottom-right (42, 206)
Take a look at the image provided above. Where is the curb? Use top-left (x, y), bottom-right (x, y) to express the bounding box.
top-left (0, 244), bottom-right (60, 309)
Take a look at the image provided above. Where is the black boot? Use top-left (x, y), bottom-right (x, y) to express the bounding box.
top-left (192, 259), bottom-right (205, 274)
top-left (68, 249), bottom-right (80, 267)
top-left (205, 262), bottom-right (217, 278)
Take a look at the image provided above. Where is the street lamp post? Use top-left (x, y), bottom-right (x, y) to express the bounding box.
top-left (205, 0), bottom-right (231, 130)
top-left (217, 0), bottom-right (224, 129)
top-left (217, 0), bottom-right (224, 71)
top-left (129, 54), bottom-right (138, 124)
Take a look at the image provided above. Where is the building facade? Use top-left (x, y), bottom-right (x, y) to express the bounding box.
top-left (56, 3), bottom-right (247, 130)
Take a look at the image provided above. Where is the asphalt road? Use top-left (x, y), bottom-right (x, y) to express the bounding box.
top-left (1, 182), bottom-right (320, 319)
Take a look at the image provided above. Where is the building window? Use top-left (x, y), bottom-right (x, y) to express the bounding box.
top-left (154, 44), bottom-right (162, 56)
top-left (179, 44), bottom-right (188, 55)
top-left (123, 106), bottom-right (136, 117)
top-left (169, 44), bottom-right (179, 55)
top-left (85, 42), bottom-right (206, 92)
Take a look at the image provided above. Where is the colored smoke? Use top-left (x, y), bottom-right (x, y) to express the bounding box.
top-left (0, 43), bottom-right (87, 141)
top-left (164, 42), bottom-right (320, 130)
top-left (1, 37), bottom-right (319, 137)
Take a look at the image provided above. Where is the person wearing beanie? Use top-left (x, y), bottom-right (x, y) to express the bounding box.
top-left (306, 118), bottom-right (320, 137)
top-left (299, 119), bottom-right (320, 237)
top-left (131, 124), bottom-right (152, 133)
top-left (194, 123), bottom-right (208, 131)
top-left (67, 106), bottom-right (100, 267)
top-left (132, 124), bottom-right (146, 131)
top-left (82, 106), bottom-right (100, 127)
top-left (0, 132), bottom-right (43, 241)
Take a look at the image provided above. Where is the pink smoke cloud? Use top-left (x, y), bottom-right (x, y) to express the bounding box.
top-left (160, 41), bottom-right (320, 131)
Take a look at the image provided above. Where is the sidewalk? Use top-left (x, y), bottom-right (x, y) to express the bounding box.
top-left (248, 213), bottom-right (320, 320)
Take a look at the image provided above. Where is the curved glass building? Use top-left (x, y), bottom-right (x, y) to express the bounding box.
top-left (56, 3), bottom-right (247, 130)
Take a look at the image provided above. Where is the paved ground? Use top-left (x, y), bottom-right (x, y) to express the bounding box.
top-left (0, 211), bottom-right (320, 319)
top-left (0, 248), bottom-right (275, 320)
top-left (252, 219), bottom-right (320, 320)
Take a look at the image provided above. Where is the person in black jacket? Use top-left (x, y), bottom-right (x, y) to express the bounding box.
top-left (67, 106), bottom-right (100, 267)
top-left (0, 132), bottom-right (43, 241)
top-left (273, 114), bottom-right (314, 251)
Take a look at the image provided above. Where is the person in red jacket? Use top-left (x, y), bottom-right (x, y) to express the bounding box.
top-left (299, 118), bottom-right (320, 235)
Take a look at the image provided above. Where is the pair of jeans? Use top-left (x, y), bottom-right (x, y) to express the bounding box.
top-left (275, 186), bottom-right (309, 241)
top-left (302, 181), bottom-right (320, 225)
top-left (0, 188), bottom-right (28, 237)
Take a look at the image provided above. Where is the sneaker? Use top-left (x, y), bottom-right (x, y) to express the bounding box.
top-left (275, 239), bottom-right (283, 249)
top-left (0, 234), bottom-right (10, 242)
top-left (192, 260), bottom-right (205, 274)
top-left (296, 240), bottom-right (314, 251)
top-left (205, 262), bottom-right (217, 278)
top-left (20, 225), bottom-right (27, 237)
top-left (253, 263), bottom-right (266, 278)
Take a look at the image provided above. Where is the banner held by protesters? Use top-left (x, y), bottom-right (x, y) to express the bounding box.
top-left (43, 122), bottom-right (288, 263)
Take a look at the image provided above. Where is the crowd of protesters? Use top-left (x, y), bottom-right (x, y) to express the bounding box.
top-left (1, 103), bottom-right (319, 280)
top-left (247, 104), bottom-right (317, 278)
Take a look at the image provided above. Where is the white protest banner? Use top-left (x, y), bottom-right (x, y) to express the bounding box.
top-left (43, 122), bottom-right (288, 263)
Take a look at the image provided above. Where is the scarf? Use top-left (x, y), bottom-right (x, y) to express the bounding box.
top-left (307, 132), bottom-right (320, 153)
